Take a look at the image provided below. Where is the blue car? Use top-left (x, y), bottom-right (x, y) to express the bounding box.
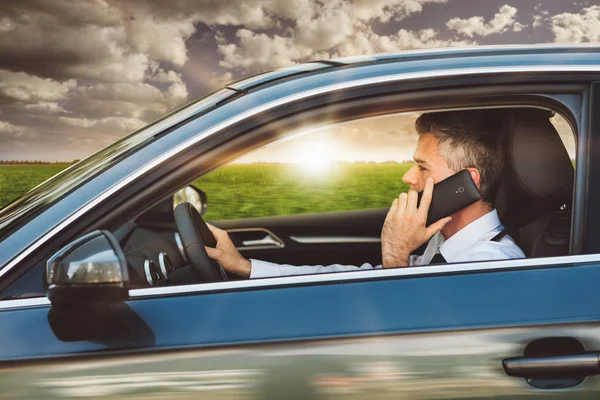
top-left (1, 44), bottom-right (600, 398)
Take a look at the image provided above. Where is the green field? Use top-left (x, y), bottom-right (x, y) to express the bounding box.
top-left (0, 165), bottom-right (71, 209)
top-left (0, 163), bottom-right (412, 220)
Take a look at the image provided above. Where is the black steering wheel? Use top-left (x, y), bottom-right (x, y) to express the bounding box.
top-left (173, 202), bottom-right (228, 282)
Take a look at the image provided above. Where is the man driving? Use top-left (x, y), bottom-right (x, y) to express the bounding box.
top-left (205, 110), bottom-right (525, 278)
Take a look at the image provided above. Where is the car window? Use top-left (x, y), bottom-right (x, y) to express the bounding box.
top-left (194, 113), bottom-right (420, 221)
top-left (194, 111), bottom-right (576, 222)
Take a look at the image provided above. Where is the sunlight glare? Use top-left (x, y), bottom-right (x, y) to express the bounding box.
top-left (293, 139), bottom-right (335, 175)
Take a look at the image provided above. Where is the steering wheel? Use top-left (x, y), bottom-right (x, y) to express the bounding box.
top-left (173, 202), bottom-right (228, 282)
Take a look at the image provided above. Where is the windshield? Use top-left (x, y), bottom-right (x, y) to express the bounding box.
top-left (0, 88), bottom-right (235, 235)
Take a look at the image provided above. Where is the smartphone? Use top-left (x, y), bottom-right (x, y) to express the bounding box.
top-left (417, 169), bottom-right (481, 226)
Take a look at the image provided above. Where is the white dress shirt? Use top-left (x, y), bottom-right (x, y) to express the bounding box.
top-left (249, 209), bottom-right (525, 279)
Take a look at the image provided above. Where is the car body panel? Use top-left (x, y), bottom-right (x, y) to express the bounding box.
top-left (4, 324), bottom-right (600, 399)
top-left (3, 260), bottom-right (600, 398)
top-left (2, 260), bottom-right (600, 361)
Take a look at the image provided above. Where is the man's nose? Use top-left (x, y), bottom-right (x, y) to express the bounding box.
top-left (402, 165), bottom-right (418, 186)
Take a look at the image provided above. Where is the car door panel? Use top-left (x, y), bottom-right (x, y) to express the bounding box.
top-left (214, 208), bottom-right (387, 267)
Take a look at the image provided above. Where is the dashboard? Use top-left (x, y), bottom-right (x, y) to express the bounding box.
top-left (118, 224), bottom-right (192, 288)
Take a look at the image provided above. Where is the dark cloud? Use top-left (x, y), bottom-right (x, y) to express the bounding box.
top-left (0, 0), bottom-right (596, 160)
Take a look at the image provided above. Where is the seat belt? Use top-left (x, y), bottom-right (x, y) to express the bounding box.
top-left (490, 229), bottom-right (508, 242)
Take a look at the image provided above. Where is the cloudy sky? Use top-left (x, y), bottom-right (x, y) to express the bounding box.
top-left (0, 0), bottom-right (597, 161)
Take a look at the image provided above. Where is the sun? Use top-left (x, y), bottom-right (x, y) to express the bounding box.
top-left (293, 139), bottom-right (335, 175)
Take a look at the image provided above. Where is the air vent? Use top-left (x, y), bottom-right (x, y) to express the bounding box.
top-left (158, 252), bottom-right (173, 277)
top-left (143, 259), bottom-right (163, 286)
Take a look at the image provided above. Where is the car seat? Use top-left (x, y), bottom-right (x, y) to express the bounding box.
top-left (494, 108), bottom-right (575, 258)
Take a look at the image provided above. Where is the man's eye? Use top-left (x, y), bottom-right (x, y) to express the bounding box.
top-left (418, 165), bottom-right (427, 171)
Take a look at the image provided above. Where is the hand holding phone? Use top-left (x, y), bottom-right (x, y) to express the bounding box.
top-left (383, 176), bottom-right (454, 267)
top-left (417, 170), bottom-right (481, 226)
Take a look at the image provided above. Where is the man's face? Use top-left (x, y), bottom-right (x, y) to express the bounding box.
top-left (402, 133), bottom-right (456, 191)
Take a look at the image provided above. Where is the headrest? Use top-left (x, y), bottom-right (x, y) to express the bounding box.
top-left (504, 108), bottom-right (574, 200)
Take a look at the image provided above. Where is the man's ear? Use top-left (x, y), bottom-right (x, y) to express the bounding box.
top-left (466, 168), bottom-right (481, 190)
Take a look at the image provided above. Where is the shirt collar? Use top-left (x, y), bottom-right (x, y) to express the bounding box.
top-left (439, 209), bottom-right (503, 263)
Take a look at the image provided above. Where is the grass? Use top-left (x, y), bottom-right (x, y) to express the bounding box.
top-left (0, 165), bottom-right (70, 209)
top-left (0, 163), bottom-right (413, 220)
top-left (193, 163), bottom-right (412, 220)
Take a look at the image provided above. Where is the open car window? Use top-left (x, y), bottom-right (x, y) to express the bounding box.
top-left (194, 112), bottom-right (575, 222)
top-left (122, 106), bottom-right (578, 287)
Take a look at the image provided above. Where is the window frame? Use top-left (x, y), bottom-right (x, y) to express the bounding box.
top-left (1, 253), bottom-right (600, 310)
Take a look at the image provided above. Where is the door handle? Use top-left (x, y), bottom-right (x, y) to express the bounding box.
top-left (241, 235), bottom-right (284, 248)
top-left (503, 353), bottom-right (600, 379)
top-left (227, 228), bottom-right (285, 250)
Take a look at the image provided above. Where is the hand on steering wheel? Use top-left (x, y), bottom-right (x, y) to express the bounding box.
top-left (203, 224), bottom-right (252, 278)
top-left (173, 202), bottom-right (228, 282)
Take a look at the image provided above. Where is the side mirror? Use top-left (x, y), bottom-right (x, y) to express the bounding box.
top-left (46, 230), bottom-right (129, 306)
top-left (173, 186), bottom-right (207, 216)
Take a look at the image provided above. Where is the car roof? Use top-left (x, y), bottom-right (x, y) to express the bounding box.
top-left (332, 43), bottom-right (600, 64)
top-left (224, 44), bottom-right (600, 92)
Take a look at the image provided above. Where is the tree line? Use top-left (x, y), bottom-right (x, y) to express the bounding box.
top-left (0, 160), bottom-right (80, 165)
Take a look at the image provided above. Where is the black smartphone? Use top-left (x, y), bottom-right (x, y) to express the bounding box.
top-left (417, 169), bottom-right (481, 226)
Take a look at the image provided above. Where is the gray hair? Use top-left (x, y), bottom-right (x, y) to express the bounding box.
top-left (415, 110), bottom-right (505, 203)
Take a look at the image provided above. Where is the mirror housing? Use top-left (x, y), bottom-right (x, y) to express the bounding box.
top-left (46, 230), bottom-right (129, 306)
top-left (173, 186), bottom-right (207, 216)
